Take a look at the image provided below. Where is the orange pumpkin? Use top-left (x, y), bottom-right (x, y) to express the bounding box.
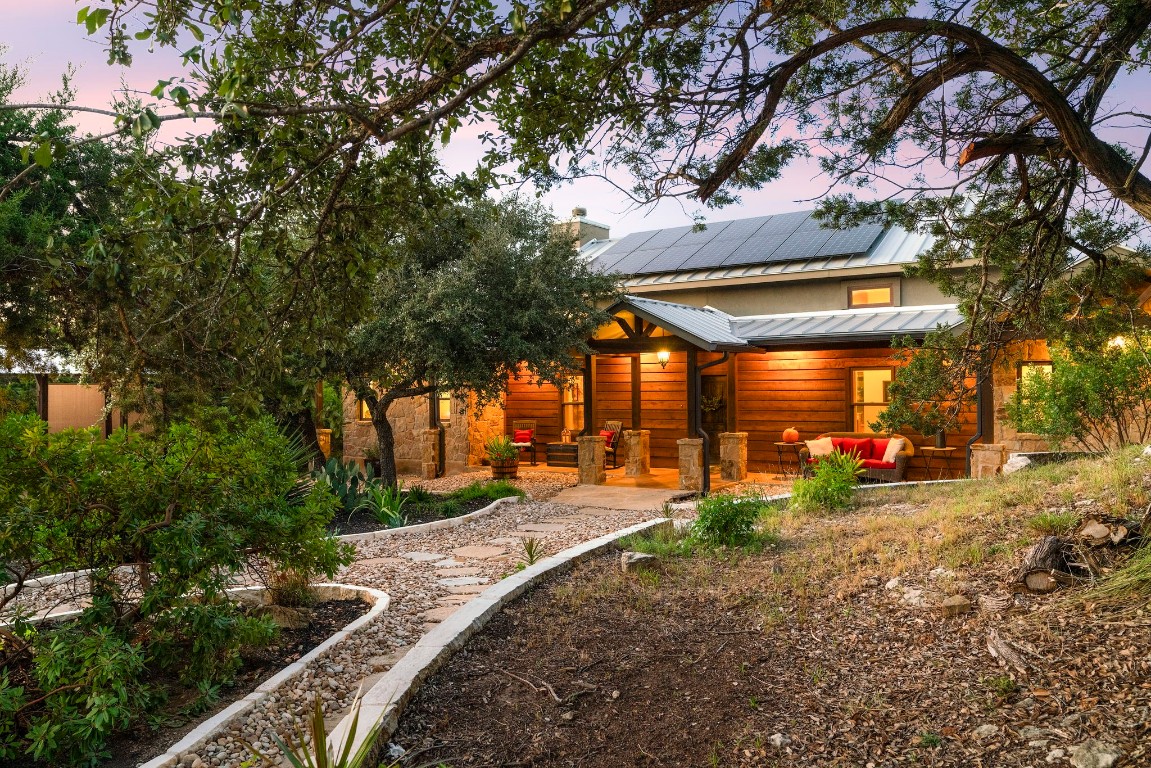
top-left (782, 427), bottom-right (799, 443)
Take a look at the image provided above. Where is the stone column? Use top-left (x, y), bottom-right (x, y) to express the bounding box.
top-left (623, 429), bottom-right (651, 476)
top-left (420, 428), bottom-right (440, 480)
top-left (677, 437), bottom-right (705, 491)
top-left (577, 435), bottom-right (606, 485)
top-left (969, 443), bottom-right (1006, 479)
top-left (719, 432), bottom-right (747, 481)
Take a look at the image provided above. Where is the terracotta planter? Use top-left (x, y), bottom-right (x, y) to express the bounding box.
top-left (490, 458), bottom-right (519, 480)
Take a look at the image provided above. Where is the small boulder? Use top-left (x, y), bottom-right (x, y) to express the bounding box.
top-left (971, 724), bottom-right (999, 741)
top-left (769, 733), bottom-right (790, 748)
top-left (940, 594), bottom-right (972, 616)
top-left (1002, 455), bottom-right (1032, 475)
top-left (620, 551), bottom-right (660, 574)
top-left (1069, 739), bottom-right (1122, 768)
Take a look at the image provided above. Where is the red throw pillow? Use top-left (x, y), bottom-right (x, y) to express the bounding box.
top-left (513, 429), bottom-right (533, 443)
top-left (839, 437), bottom-right (871, 459)
top-left (599, 429), bottom-right (616, 446)
top-left (871, 438), bottom-right (890, 461)
top-left (830, 437), bottom-right (846, 451)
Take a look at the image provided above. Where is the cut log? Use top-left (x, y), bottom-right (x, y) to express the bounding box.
top-left (1079, 520), bottom-right (1113, 546)
top-left (1014, 536), bottom-right (1065, 592)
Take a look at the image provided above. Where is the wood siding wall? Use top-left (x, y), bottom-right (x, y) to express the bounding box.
top-left (639, 351), bottom-right (687, 466)
top-left (503, 372), bottom-right (562, 445)
top-left (736, 347), bottom-right (977, 480)
top-left (592, 355), bottom-right (633, 431)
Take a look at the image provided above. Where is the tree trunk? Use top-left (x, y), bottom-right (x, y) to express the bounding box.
top-left (277, 408), bottom-right (322, 467)
top-left (370, 399), bottom-right (399, 488)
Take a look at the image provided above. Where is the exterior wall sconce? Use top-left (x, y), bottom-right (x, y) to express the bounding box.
top-left (656, 349), bottom-right (670, 369)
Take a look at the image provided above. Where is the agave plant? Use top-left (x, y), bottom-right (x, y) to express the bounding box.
top-left (357, 482), bottom-right (408, 528)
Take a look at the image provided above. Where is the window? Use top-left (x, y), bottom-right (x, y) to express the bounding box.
top-left (851, 368), bottom-right (894, 431)
top-left (561, 377), bottom-right (584, 432)
top-left (1017, 361), bottom-right (1053, 403)
top-left (357, 399), bottom-right (371, 421)
top-left (848, 283), bottom-right (894, 308)
top-left (436, 391), bottom-right (453, 425)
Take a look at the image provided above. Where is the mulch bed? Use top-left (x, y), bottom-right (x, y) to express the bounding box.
top-left (1, 599), bottom-right (371, 768)
top-left (327, 498), bottom-right (495, 536)
top-left (390, 551), bottom-right (1150, 767)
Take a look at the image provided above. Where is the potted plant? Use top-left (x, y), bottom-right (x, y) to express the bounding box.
top-left (485, 435), bottom-right (520, 480)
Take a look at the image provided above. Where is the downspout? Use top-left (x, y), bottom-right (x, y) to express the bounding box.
top-left (696, 352), bottom-right (730, 497)
top-left (429, 389), bottom-right (445, 478)
top-left (964, 374), bottom-right (991, 477)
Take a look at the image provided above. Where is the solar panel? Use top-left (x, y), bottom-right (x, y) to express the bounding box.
top-left (631, 242), bottom-right (706, 274)
top-left (817, 224), bottom-right (886, 257)
top-left (636, 224), bottom-right (695, 249)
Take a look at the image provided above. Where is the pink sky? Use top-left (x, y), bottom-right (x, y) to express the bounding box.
top-left (7, 2), bottom-right (1146, 239)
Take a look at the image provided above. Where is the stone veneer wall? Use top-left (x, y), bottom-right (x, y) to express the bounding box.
top-left (342, 391), bottom-right (506, 475)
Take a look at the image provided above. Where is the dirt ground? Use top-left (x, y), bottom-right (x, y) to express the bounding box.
top-left (390, 458), bottom-right (1151, 767)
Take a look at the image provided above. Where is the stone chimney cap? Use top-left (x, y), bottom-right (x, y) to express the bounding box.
top-left (571, 206), bottom-right (588, 218)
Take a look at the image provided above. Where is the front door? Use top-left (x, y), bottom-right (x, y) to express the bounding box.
top-left (700, 375), bottom-right (727, 463)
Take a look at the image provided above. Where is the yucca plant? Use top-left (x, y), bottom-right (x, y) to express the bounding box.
top-left (246, 689), bottom-right (379, 768)
top-left (521, 536), bottom-right (545, 565)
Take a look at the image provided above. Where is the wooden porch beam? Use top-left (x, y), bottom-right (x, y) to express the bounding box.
top-left (590, 338), bottom-right (693, 353)
top-left (614, 316), bottom-right (637, 339)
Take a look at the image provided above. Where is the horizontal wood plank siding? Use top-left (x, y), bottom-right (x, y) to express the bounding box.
top-left (735, 348), bottom-right (977, 480)
top-left (640, 352), bottom-right (687, 466)
top-left (593, 355), bottom-right (632, 432)
top-left (504, 370), bottom-right (562, 446)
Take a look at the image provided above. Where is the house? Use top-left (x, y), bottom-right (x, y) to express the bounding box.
top-left (342, 208), bottom-right (1054, 485)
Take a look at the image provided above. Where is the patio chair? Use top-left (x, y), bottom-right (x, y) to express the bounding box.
top-left (601, 420), bottom-right (623, 469)
top-left (510, 419), bottom-right (538, 465)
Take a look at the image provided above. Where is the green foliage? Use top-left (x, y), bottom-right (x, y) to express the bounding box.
top-left (1005, 339), bottom-right (1151, 451)
top-left (313, 458), bottom-right (374, 516)
top-left (1027, 511), bottom-right (1079, 536)
top-left (435, 499), bottom-right (465, 519)
top-left (692, 495), bottom-right (775, 548)
top-left (0, 410), bottom-right (352, 764)
top-left (483, 436), bottom-right (520, 463)
top-left (790, 452), bottom-right (864, 513)
top-left (405, 485), bottom-right (435, 505)
top-left (520, 537), bottom-right (545, 565)
top-left (0, 377), bottom-right (36, 417)
top-left (450, 479), bottom-right (524, 502)
top-left (620, 524), bottom-right (697, 558)
top-left (345, 196), bottom-right (619, 486)
top-left (357, 482), bottom-right (408, 529)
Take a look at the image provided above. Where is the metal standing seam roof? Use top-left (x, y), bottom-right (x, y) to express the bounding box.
top-left (731, 304), bottom-right (965, 345)
top-left (611, 296), bottom-right (754, 351)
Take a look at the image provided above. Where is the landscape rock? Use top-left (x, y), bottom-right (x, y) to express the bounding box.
top-left (1002, 455), bottom-right (1032, 475)
top-left (1069, 739), bottom-right (1122, 768)
top-left (769, 733), bottom-right (790, 748)
top-left (940, 594), bottom-right (972, 616)
top-left (971, 724), bottom-right (999, 740)
top-left (620, 551), bottom-right (660, 574)
top-left (1047, 748), bottom-right (1066, 763)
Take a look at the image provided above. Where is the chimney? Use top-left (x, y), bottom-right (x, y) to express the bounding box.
top-left (565, 206), bottom-right (609, 248)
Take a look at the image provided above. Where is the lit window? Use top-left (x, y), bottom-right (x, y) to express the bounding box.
top-left (437, 391), bottom-right (453, 424)
top-left (848, 284), bottom-right (894, 308)
top-left (561, 378), bottom-right (584, 432)
top-left (357, 399), bottom-right (371, 420)
top-left (1017, 362), bottom-right (1053, 403)
top-left (851, 368), bottom-right (893, 431)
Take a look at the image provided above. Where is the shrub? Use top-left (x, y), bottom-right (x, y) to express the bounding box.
top-left (357, 482), bottom-right (408, 528)
top-left (693, 494), bottom-right (768, 547)
top-left (790, 451), bottom-right (864, 512)
top-left (0, 410), bottom-right (353, 765)
top-left (405, 485), bottom-right (435, 505)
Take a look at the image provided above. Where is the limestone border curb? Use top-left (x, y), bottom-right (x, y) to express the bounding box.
top-left (138, 583), bottom-right (390, 768)
top-left (329, 516), bottom-right (673, 764)
top-left (335, 495), bottom-right (524, 543)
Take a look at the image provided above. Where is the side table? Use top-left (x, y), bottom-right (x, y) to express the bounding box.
top-left (545, 442), bottom-right (579, 468)
top-left (920, 446), bottom-right (957, 480)
top-left (773, 441), bottom-right (804, 477)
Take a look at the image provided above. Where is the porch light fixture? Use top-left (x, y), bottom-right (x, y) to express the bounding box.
top-left (656, 349), bottom-right (670, 369)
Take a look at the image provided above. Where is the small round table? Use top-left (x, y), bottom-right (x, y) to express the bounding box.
top-left (773, 441), bottom-right (804, 477)
top-left (920, 446), bottom-right (957, 480)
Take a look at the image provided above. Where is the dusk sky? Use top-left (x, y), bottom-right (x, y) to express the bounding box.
top-left (6, 2), bottom-right (1143, 239)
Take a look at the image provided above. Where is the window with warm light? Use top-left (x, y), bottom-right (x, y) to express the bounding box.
top-left (436, 391), bottom-right (453, 424)
top-left (1017, 361), bottom-right (1053, 403)
top-left (851, 368), bottom-right (894, 431)
top-left (848, 284), bottom-right (894, 308)
top-left (561, 378), bottom-right (584, 432)
top-left (357, 399), bottom-right (371, 421)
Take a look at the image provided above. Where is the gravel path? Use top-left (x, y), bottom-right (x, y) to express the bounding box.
top-left (398, 469), bottom-right (578, 500)
top-left (166, 498), bottom-right (661, 768)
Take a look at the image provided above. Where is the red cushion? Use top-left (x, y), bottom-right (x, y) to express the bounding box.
top-left (599, 430), bottom-right (616, 446)
top-left (839, 437), bottom-right (872, 459)
top-left (862, 459), bottom-right (897, 470)
top-left (513, 429), bottom-right (533, 443)
top-left (830, 437), bottom-right (844, 451)
top-left (871, 438), bottom-right (890, 461)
